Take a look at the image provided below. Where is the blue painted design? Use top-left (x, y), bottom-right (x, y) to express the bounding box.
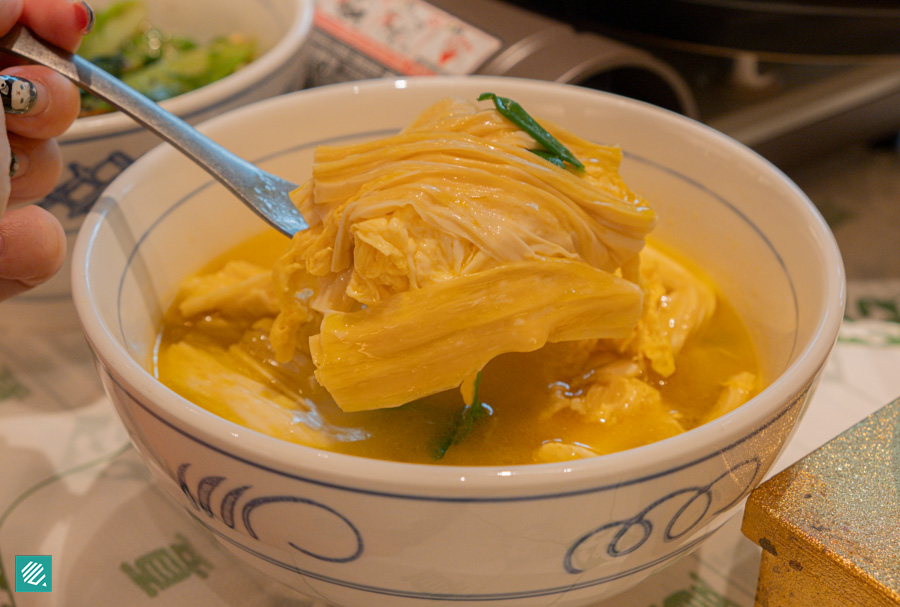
top-left (197, 475), bottom-right (226, 517)
top-left (176, 462), bottom-right (198, 510)
top-left (563, 457), bottom-right (762, 574)
top-left (177, 464), bottom-right (364, 564)
top-left (242, 495), bottom-right (364, 563)
top-left (184, 502), bottom-right (720, 603)
top-left (41, 150), bottom-right (133, 220)
top-left (221, 485), bottom-right (250, 528)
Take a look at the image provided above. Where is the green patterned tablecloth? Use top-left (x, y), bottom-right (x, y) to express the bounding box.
top-left (846, 279), bottom-right (900, 327)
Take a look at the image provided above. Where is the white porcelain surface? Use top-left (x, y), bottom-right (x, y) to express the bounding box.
top-left (72, 77), bottom-right (845, 607)
top-left (3, 0), bottom-right (313, 328)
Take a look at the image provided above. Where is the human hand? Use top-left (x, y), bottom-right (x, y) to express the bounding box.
top-left (0, 0), bottom-right (92, 302)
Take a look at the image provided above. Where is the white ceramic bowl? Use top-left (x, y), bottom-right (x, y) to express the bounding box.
top-left (4, 0), bottom-right (313, 328)
top-left (72, 76), bottom-right (845, 607)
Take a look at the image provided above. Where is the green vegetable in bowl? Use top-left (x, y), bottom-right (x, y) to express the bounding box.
top-left (78, 0), bottom-right (257, 116)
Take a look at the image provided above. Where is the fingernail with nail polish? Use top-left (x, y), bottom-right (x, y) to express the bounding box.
top-left (0, 75), bottom-right (37, 115)
top-left (9, 152), bottom-right (18, 178)
top-left (76, 1), bottom-right (95, 34)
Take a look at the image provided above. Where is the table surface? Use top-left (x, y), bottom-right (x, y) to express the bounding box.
top-left (0, 318), bottom-right (899, 607)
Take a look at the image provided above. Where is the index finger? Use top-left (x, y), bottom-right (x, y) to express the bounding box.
top-left (20, 0), bottom-right (92, 53)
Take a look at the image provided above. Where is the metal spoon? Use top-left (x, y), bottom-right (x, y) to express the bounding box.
top-left (0, 25), bottom-right (307, 236)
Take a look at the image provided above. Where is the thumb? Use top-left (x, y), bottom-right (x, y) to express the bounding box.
top-left (0, 204), bottom-right (65, 301)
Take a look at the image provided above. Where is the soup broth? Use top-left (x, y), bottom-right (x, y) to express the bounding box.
top-left (154, 230), bottom-right (760, 466)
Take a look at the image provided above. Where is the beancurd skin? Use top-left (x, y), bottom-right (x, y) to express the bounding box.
top-left (153, 96), bottom-right (761, 466)
top-left (154, 231), bottom-right (761, 466)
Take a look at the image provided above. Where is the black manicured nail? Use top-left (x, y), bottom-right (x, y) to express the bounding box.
top-left (0, 75), bottom-right (37, 115)
top-left (9, 152), bottom-right (18, 178)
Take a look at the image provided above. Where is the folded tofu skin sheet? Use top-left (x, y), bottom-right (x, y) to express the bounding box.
top-left (154, 96), bottom-right (760, 465)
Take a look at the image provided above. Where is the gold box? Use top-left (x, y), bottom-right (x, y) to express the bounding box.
top-left (742, 396), bottom-right (900, 606)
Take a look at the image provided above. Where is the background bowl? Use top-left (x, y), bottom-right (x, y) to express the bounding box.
top-left (2, 0), bottom-right (313, 329)
top-left (72, 76), bottom-right (845, 607)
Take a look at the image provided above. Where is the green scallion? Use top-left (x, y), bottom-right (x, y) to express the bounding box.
top-left (478, 92), bottom-right (584, 170)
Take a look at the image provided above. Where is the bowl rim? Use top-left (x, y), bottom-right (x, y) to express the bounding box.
top-left (73, 75), bottom-right (846, 496)
top-left (61, 0), bottom-right (314, 143)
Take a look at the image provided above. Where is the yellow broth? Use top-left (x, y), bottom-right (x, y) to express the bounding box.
top-left (153, 231), bottom-right (760, 466)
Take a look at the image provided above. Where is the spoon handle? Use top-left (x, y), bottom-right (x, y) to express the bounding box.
top-left (0, 24), bottom-right (305, 235)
